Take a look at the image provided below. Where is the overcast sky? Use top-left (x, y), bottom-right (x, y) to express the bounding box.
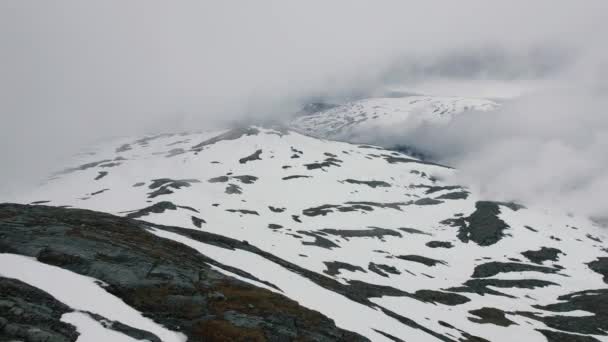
top-left (1, 1), bottom-right (607, 215)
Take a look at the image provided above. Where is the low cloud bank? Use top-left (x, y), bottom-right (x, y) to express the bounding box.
top-left (375, 53), bottom-right (608, 219)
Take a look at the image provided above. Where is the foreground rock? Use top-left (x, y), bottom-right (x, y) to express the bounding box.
top-left (0, 203), bottom-right (367, 341)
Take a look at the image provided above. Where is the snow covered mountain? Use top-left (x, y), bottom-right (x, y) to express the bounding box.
top-left (3, 120), bottom-right (608, 341)
top-left (289, 95), bottom-right (498, 145)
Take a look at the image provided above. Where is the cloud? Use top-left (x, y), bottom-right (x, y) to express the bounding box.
top-left (375, 52), bottom-right (608, 218)
top-left (0, 1), bottom-right (606, 199)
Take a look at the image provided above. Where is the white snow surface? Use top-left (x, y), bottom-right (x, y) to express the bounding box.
top-left (5, 116), bottom-right (608, 341)
top-left (289, 95), bottom-right (498, 144)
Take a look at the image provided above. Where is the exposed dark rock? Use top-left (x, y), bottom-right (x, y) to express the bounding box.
top-left (372, 329), bottom-right (406, 342)
top-left (304, 156), bottom-right (344, 170)
top-left (232, 175), bottom-right (258, 184)
top-left (268, 206), bottom-right (286, 213)
top-left (343, 179), bottom-right (391, 188)
top-left (457, 332), bottom-right (490, 342)
top-left (132, 182), bottom-right (145, 187)
top-left (149, 178), bottom-right (200, 189)
top-left (239, 149), bottom-right (262, 164)
top-left (325, 157), bottom-right (343, 163)
top-left (0, 276), bottom-right (79, 342)
top-left (345, 201), bottom-right (410, 211)
top-left (225, 184), bottom-right (243, 195)
top-left (297, 231), bottom-right (340, 249)
top-left (414, 198), bottom-right (444, 205)
top-left (426, 241), bottom-right (454, 248)
top-left (165, 148), bottom-right (185, 158)
top-left (382, 155), bottom-right (451, 168)
top-left (302, 204), bottom-right (341, 216)
top-left (95, 171), bottom-right (108, 180)
top-left (587, 234), bottom-right (603, 243)
top-left (191, 127), bottom-right (260, 151)
top-left (304, 161), bottom-right (340, 170)
top-left (268, 224), bottom-right (283, 230)
top-left (90, 188), bottom-right (109, 196)
top-left (524, 225), bottom-right (538, 232)
top-left (55, 159), bottom-right (112, 176)
top-left (85, 312), bottom-right (163, 342)
top-left (29, 200), bottom-right (51, 204)
top-left (368, 263), bottom-right (401, 277)
top-left (124, 201), bottom-right (198, 219)
top-left (522, 247), bottom-right (563, 264)
top-left (448, 279), bottom-right (557, 298)
top-left (537, 329), bottom-right (600, 342)
top-left (587, 257), bottom-right (608, 283)
top-left (412, 290), bottom-right (470, 306)
top-left (292, 215), bottom-right (302, 223)
top-left (319, 227), bottom-right (401, 241)
top-left (494, 202), bottom-right (525, 211)
top-left (191, 216), bottom-right (206, 228)
top-left (436, 191), bottom-right (469, 200)
top-left (147, 187), bottom-right (174, 198)
top-left (468, 307), bottom-right (515, 326)
top-left (116, 143), bottom-right (132, 153)
top-left (358, 145), bottom-right (383, 150)
top-left (419, 185), bottom-right (462, 194)
top-left (379, 309), bottom-right (454, 342)
top-left (396, 255), bottom-right (447, 267)
top-left (443, 201), bottom-right (511, 246)
top-left (522, 288), bottom-right (608, 337)
top-left (323, 261), bottom-right (366, 276)
top-left (398, 227), bottom-right (432, 235)
top-left (147, 178), bottom-right (200, 198)
top-left (471, 261), bottom-right (560, 278)
top-left (99, 162), bottom-right (121, 168)
top-left (0, 203), bottom-right (367, 342)
top-left (346, 280), bottom-right (409, 299)
top-left (226, 209), bottom-right (259, 216)
top-left (282, 175), bottom-right (311, 180)
top-left (302, 201), bottom-right (410, 216)
top-left (208, 176), bottom-right (229, 183)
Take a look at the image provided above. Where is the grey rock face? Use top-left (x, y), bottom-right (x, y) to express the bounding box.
top-left (0, 203), bottom-right (368, 342)
top-left (0, 277), bottom-right (78, 342)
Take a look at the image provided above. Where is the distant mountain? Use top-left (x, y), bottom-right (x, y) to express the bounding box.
top-left (3, 122), bottom-right (607, 341)
top-left (290, 95), bottom-right (497, 147)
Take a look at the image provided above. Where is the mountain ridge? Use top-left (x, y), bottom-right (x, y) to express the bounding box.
top-left (2, 120), bottom-right (608, 341)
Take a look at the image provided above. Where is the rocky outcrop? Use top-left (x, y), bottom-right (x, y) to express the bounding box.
top-left (0, 203), bottom-right (367, 341)
top-left (0, 277), bottom-right (78, 342)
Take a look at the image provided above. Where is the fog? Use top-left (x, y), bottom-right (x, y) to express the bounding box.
top-left (1, 1), bottom-right (607, 217)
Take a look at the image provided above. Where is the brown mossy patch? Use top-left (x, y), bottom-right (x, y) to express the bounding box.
top-left (192, 319), bottom-right (266, 341)
top-left (209, 281), bottom-right (323, 326)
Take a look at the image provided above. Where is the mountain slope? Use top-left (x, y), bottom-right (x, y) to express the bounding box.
top-left (0, 203), bottom-right (366, 341)
top-left (5, 126), bottom-right (608, 341)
